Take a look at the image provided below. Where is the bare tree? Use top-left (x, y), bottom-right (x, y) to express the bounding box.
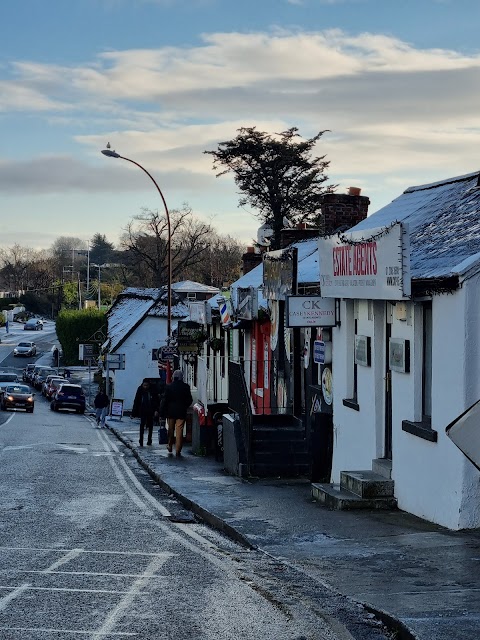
top-left (120, 205), bottom-right (213, 287)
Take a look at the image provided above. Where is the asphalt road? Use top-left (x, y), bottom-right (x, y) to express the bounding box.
top-left (0, 374), bottom-right (396, 640)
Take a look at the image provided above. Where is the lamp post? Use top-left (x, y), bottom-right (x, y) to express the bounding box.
top-left (101, 146), bottom-right (173, 382)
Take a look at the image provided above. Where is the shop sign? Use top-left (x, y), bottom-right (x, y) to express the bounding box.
top-left (177, 320), bottom-right (204, 353)
top-left (188, 301), bottom-right (207, 325)
top-left (286, 295), bottom-right (336, 327)
top-left (318, 222), bottom-right (411, 300)
top-left (237, 287), bottom-right (258, 320)
top-left (217, 297), bottom-right (233, 327)
top-left (263, 247), bottom-right (298, 301)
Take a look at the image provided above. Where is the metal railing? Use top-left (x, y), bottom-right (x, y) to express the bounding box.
top-left (228, 360), bottom-right (252, 469)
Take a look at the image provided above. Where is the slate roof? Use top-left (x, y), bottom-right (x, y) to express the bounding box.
top-left (352, 171), bottom-right (480, 281)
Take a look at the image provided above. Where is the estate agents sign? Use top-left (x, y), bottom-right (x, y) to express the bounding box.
top-left (318, 222), bottom-right (411, 300)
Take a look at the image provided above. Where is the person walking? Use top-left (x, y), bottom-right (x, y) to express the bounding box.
top-left (162, 370), bottom-right (192, 457)
top-left (94, 388), bottom-right (110, 428)
top-left (132, 378), bottom-right (160, 447)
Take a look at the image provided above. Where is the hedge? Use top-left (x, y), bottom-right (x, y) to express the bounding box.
top-left (56, 309), bottom-right (106, 365)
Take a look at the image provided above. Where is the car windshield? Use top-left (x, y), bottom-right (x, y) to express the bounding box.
top-left (59, 386), bottom-right (83, 395)
top-left (0, 374), bottom-right (18, 382)
top-left (6, 385), bottom-right (30, 394)
top-left (18, 343), bottom-right (32, 347)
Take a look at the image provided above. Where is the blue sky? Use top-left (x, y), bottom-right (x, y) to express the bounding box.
top-left (1, 0), bottom-right (480, 250)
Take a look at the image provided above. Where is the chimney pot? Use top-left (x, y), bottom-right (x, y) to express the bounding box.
top-left (348, 186), bottom-right (362, 197)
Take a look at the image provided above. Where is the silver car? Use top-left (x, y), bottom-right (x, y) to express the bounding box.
top-left (13, 341), bottom-right (37, 357)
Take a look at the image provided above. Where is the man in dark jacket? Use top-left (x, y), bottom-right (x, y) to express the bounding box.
top-left (131, 378), bottom-right (160, 447)
top-left (162, 369), bottom-right (192, 457)
top-left (94, 388), bottom-right (110, 427)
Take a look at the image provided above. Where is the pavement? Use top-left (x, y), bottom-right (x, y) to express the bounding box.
top-left (25, 350), bottom-right (480, 640)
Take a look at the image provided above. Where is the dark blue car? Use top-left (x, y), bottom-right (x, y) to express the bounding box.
top-left (50, 383), bottom-right (85, 414)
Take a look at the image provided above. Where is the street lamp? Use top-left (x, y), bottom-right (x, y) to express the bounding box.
top-left (101, 145), bottom-right (173, 382)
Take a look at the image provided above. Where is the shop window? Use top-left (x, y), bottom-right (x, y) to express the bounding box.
top-left (343, 301), bottom-right (360, 411)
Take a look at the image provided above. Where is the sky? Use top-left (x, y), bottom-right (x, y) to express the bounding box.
top-left (1, 0), bottom-right (480, 251)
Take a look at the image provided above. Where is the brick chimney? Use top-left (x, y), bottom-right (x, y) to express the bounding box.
top-left (280, 222), bottom-right (320, 248)
top-left (241, 246), bottom-right (263, 275)
top-left (319, 187), bottom-right (370, 235)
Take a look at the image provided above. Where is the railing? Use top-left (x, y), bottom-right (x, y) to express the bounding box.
top-left (196, 355), bottom-right (229, 407)
top-left (228, 360), bottom-right (252, 470)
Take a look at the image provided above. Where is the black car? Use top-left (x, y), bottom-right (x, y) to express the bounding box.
top-left (50, 384), bottom-right (86, 414)
top-left (1, 384), bottom-right (35, 412)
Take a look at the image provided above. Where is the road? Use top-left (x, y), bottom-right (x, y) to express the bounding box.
top-left (0, 323), bottom-right (395, 639)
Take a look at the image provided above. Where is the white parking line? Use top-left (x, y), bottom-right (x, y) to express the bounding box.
top-left (0, 414), bottom-right (15, 428)
top-left (0, 627), bottom-right (137, 637)
top-left (0, 583), bottom-right (30, 612)
top-left (94, 554), bottom-right (169, 639)
top-left (43, 548), bottom-right (84, 573)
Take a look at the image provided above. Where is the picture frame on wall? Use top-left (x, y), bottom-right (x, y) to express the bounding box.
top-left (389, 338), bottom-right (410, 373)
top-left (354, 335), bottom-right (371, 367)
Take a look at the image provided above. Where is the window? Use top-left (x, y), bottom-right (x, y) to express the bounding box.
top-left (342, 300), bottom-right (360, 411)
top-left (422, 302), bottom-right (432, 421)
top-left (402, 301), bottom-right (436, 441)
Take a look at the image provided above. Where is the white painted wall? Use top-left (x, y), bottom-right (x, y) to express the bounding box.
top-left (331, 281), bottom-right (480, 530)
top-left (111, 316), bottom-right (179, 411)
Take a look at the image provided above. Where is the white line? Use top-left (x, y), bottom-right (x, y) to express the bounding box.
top-left (43, 548), bottom-right (83, 573)
top-left (98, 429), bottom-right (171, 517)
top-left (0, 414), bottom-right (15, 428)
top-left (0, 583), bottom-right (30, 612)
top-left (94, 554), bottom-right (169, 638)
top-left (0, 546), bottom-right (167, 556)
top-left (0, 627), bottom-right (137, 637)
top-left (0, 585), bottom-right (131, 595)
top-left (20, 570), bottom-right (163, 578)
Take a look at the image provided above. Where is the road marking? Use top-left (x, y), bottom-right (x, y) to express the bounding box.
top-left (20, 570), bottom-right (165, 579)
top-left (0, 414), bottom-right (15, 428)
top-left (0, 583), bottom-right (30, 611)
top-left (0, 585), bottom-right (131, 595)
top-left (94, 554), bottom-right (169, 639)
top-left (97, 429), bottom-right (171, 517)
top-left (43, 548), bottom-right (84, 573)
top-left (0, 627), bottom-right (137, 636)
top-left (0, 546), bottom-right (170, 556)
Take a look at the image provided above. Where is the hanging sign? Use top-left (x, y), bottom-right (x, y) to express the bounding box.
top-left (263, 247), bottom-right (298, 301)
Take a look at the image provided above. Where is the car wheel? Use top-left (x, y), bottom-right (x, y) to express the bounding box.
top-left (50, 402), bottom-right (55, 411)
top-left (27, 408), bottom-right (33, 413)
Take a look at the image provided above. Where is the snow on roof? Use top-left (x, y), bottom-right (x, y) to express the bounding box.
top-left (107, 295), bottom-right (156, 352)
top-left (171, 280), bottom-right (220, 293)
top-left (148, 301), bottom-right (190, 318)
top-left (352, 171), bottom-right (480, 280)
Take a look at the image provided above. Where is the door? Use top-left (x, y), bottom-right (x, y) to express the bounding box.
top-left (384, 311), bottom-right (392, 460)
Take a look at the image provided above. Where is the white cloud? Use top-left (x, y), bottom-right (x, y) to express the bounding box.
top-left (1, 27), bottom-right (480, 240)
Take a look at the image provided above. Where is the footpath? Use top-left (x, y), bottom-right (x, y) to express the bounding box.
top-left (28, 352), bottom-right (479, 640)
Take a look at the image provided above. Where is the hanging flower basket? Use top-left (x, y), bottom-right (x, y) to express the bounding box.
top-left (208, 337), bottom-right (224, 353)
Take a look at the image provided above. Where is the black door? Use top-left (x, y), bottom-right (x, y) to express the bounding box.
top-left (384, 318), bottom-right (392, 460)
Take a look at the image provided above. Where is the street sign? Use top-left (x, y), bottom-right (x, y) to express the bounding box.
top-left (159, 346), bottom-right (177, 362)
top-left (106, 353), bottom-right (125, 370)
top-left (79, 343), bottom-right (95, 360)
top-left (314, 340), bottom-right (325, 364)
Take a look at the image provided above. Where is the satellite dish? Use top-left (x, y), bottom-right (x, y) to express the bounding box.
top-left (257, 224), bottom-right (274, 245)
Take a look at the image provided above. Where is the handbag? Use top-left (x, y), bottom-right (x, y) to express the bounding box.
top-left (158, 423), bottom-right (168, 445)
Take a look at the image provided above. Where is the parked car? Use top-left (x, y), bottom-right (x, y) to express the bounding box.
top-left (45, 377), bottom-right (66, 400)
top-left (0, 372), bottom-right (20, 393)
top-left (42, 374), bottom-right (64, 397)
top-left (34, 368), bottom-right (57, 391)
top-left (50, 384), bottom-right (86, 414)
top-left (13, 341), bottom-right (37, 357)
top-left (23, 363), bottom-right (36, 382)
top-left (29, 365), bottom-right (53, 387)
top-left (1, 384), bottom-right (35, 412)
top-left (24, 319), bottom-right (43, 331)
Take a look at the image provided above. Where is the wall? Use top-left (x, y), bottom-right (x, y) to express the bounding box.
top-left (331, 287), bottom-right (480, 530)
top-left (111, 316), bottom-right (174, 411)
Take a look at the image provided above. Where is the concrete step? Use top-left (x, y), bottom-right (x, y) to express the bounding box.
top-left (340, 470), bottom-right (394, 499)
top-left (372, 457), bottom-right (392, 479)
top-left (312, 483), bottom-right (397, 510)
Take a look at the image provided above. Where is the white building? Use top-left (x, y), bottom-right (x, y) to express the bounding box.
top-left (318, 171), bottom-right (480, 530)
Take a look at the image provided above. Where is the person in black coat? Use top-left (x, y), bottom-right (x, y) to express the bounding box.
top-left (161, 369), bottom-right (192, 457)
top-left (131, 378), bottom-right (160, 447)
